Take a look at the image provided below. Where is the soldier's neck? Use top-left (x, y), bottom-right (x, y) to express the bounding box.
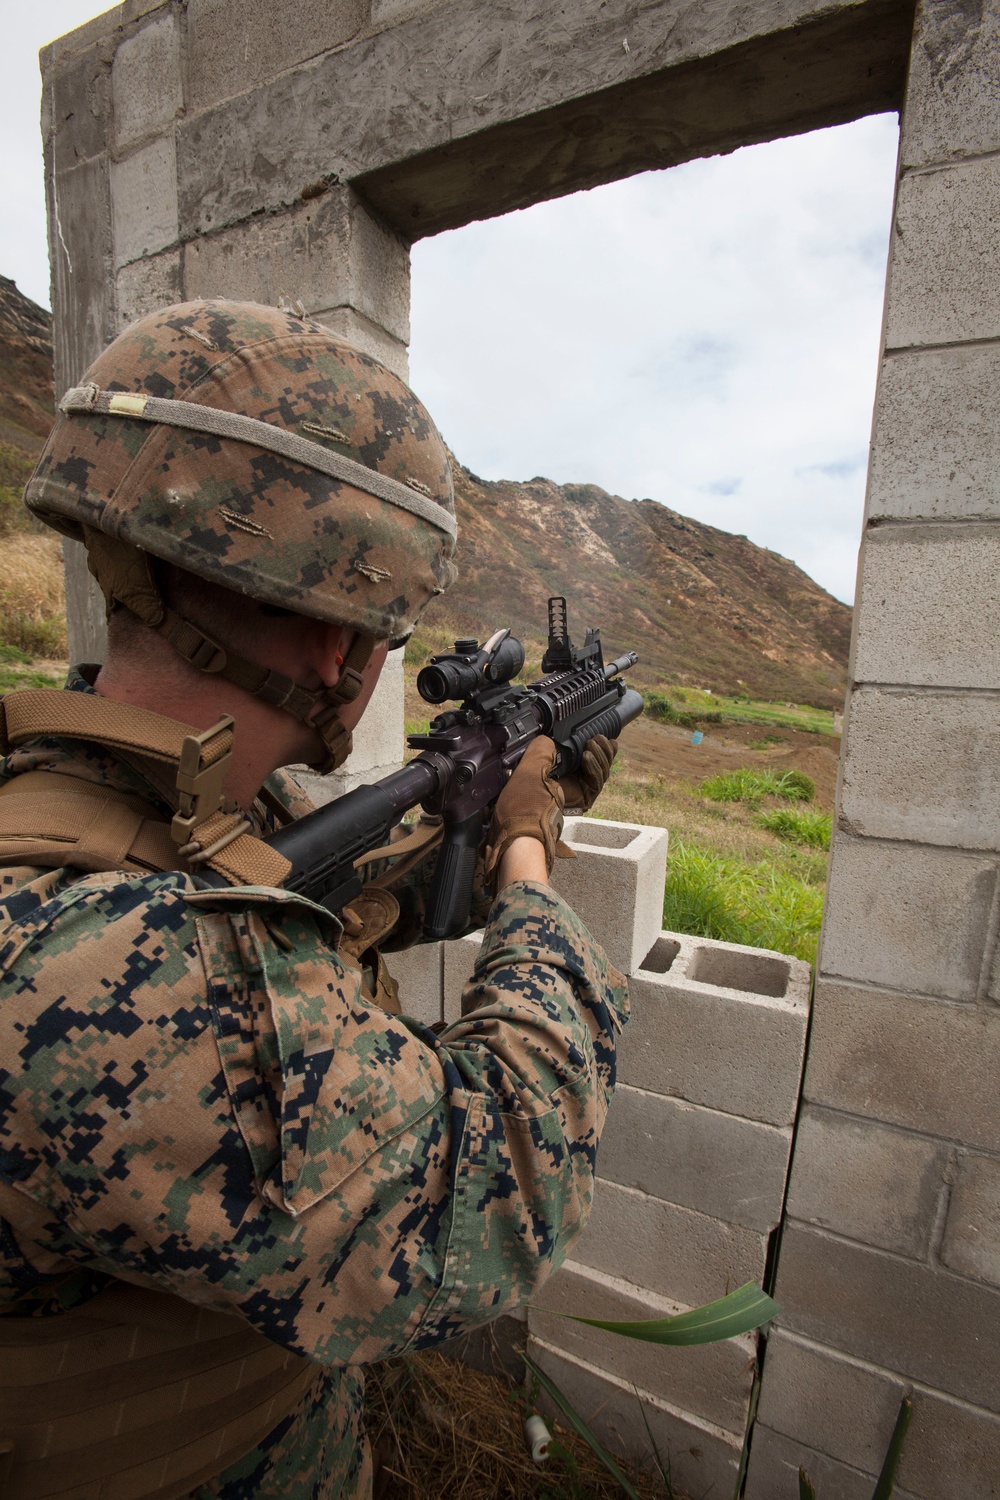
top-left (92, 660), bottom-right (314, 812)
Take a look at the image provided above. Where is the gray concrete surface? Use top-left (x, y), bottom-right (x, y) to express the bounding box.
top-left (785, 1105), bottom-right (948, 1258)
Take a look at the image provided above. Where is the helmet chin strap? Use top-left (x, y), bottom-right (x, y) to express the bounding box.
top-left (84, 530), bottom-right (376, 774)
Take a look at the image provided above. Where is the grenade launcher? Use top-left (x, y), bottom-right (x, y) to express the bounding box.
top-left (260, 598), bottom-right (643, 940)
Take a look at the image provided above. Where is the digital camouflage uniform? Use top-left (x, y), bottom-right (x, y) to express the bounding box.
top-left (0, 676), bottom-right (630, 1498)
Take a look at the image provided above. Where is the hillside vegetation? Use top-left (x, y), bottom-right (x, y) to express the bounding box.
top-left (413, 464), bottom-right (851, 709)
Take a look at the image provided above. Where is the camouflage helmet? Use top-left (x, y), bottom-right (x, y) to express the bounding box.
top-left (26, 299), bottom-right (457, 638)
top-left (25, 300), bottom-right (458, 769)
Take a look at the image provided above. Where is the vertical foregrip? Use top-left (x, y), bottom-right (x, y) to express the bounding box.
top-left (423, 812), bottom-right (485, 940)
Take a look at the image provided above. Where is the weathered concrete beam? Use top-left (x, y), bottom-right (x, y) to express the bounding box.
top-left (359, 0), bottom-right (917, 237)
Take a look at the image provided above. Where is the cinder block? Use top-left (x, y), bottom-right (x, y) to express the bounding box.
top-left (116, 249), bottom-right (182, 329)
top-left (942, 1152), bottom-right (1000, 1287)
top-left (805, 979), bottom-right (1000, 1154)
top-left (772, 1223), bottom-right (1000, 1413)
top-left (901, 1385), bottom-right (1000, 1500)
top-left (47, 43), bottom-right (111, 173)
top-left (820, 834), bottom-right (997, 1002)
top-left (596, 1083), bottom-right (792, 1233)
top-left (853, 522), bottom-right (1000, 690)
top-left (289, 646), bottom-right (404, 806)
top-left (527, 1337), bottom-right (743, 1500)
top-left (112, 12), bottom-right (183, 153)
top-left (111, 136), bottom-right (179, 267)
top-left (185, 0), bottom-right (369, 111)
top-left (840, 686), bottom-right (1000, 850)
top-left (619, 930), bottom-right (809, 1126)
top-left (885, 157), bottom-right (1000, 350)
top-left (530, 1260), bottom-right (756, 1434)
top-left (900, 2), bottom-right (1000, 169)
top-left (442, 931), bottom-right (483, 1023)
top-left (550, 818), bottom-right (667, 975)
top-left (786, 1106), bottom-right (947, 1258)
top-left (183, 187), bottom-right (410, 345)
top-left (868, 347), bottom-right (1000, 523)
top-left (382, 941), bottom-right (443, 1027)
top-left (756, 1326), bottom-right (1000, 1500)
top-left (575, 1177), bottom-right (768, 1311)
top-left (756, 1330), bottom-right (906, 1477)
top-left (745, 1423), bottom-right (883, 1500)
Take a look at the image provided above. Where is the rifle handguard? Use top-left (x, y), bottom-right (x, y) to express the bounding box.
top-left (482, 736), bottom-right (575, 892)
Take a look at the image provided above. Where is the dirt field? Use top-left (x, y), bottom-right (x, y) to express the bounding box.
top-left (617, 716), bottom-right (842, 808)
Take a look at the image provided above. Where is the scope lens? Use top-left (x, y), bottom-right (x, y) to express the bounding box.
top-left (417, 659), bottom-right (483, 702)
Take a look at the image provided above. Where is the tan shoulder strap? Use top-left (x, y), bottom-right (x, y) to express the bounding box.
top-left (0, 689), bottom-right (291, 888)
top-left (0, 688), bottom-right (209, 766)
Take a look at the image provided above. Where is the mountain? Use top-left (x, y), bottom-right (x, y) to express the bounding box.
top-left (0, 275), bottom-right (53, 490)
top-left (418, 466), bottom-right (851, 707)
top-left (0, 275), bottom-right (850, 703)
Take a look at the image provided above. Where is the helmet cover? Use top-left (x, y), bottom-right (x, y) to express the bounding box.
top-left (25, 300), bottom-right (457, 643)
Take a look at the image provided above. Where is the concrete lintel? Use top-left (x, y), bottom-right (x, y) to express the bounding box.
top-left (356, 0), bottom-right (915, 237)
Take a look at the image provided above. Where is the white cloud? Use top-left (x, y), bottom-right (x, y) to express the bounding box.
top-left (411, 115), bottom-right (900, 604)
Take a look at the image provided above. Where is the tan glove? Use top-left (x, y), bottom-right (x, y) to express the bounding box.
top-left (558, 734), bottom-right (618, 813)
top-left (483, 736), bottom-right (570, 890)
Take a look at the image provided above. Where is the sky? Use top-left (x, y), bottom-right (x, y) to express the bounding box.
top-left (4, 5), bottom-right (900, 605)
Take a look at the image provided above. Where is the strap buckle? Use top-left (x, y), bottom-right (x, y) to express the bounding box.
top-left (171, 716), bottom-right (234, 847)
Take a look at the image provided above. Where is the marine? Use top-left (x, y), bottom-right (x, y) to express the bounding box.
top-left (0, 300), bottom-right (627, 1498)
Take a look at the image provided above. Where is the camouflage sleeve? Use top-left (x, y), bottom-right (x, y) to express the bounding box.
top-left (0, 870), bottom-right (627, 1369)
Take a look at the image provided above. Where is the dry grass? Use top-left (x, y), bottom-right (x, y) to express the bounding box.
top-left (366, 1351), bottom-right (677, 1500)
top-left (0, 530), bottom-right (67, 656)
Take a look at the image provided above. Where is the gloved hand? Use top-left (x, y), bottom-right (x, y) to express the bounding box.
top-left (558, 733), bottom-right (618, 813)
top-left (483, 736), bottom-right (568, 890)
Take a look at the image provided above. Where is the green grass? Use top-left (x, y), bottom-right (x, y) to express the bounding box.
top-left (700, 768), bottom-right (814, 805)
top-left (590, 759), bottom-right (828, 965)
top-left (646, 685), bottom-right (837, 736)
top-left (0, 643), bottom-right (65, 693)
top-left (755, 806), bottom-right (832, 850)
top-left (661, 840), bottom-right (824, 964)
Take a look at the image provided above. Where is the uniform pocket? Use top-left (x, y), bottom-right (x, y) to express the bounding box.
top-left (199, 909), bottom-right (446, 1217)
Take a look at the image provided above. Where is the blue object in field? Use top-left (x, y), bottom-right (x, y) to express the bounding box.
top-left (691, 730), bottom-right (704, 745)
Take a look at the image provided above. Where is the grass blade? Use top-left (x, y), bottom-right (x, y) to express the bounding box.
top-left (522, 1352), bottom-right (643, 1500)
top-left (799, 1466), bottom-right (818, 1500)
top-left (541, 1282), bottom-right (779, 1346)
top-left (871, 1397), bottom-right (912, 1500)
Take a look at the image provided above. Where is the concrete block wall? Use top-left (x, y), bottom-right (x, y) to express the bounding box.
top-left (745, 5), bottom-right (1000, 1495)
top-left (386, 819), bottom-right (811, 1496)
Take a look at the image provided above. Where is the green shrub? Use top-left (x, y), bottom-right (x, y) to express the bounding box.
top-left (662, 840), bottom-right (823, 964)
top-left (645, 690), bottom-right (722, 728)
top-left (700, 767), bottom-right (814, 805)
top-left (778, 768), bottom-right (815, 801)
top-left (756, 806), bottom-right (831, 849)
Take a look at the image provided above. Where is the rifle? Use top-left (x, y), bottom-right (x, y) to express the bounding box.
top-left (240, 598), bottom-right (643, 940)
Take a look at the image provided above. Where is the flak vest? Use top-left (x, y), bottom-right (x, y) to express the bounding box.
top-left (0, 688), bottom-right (429, 1499)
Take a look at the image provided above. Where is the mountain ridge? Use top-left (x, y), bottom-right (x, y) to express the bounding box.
top-left (423, 465), bottom-right (851, 707)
